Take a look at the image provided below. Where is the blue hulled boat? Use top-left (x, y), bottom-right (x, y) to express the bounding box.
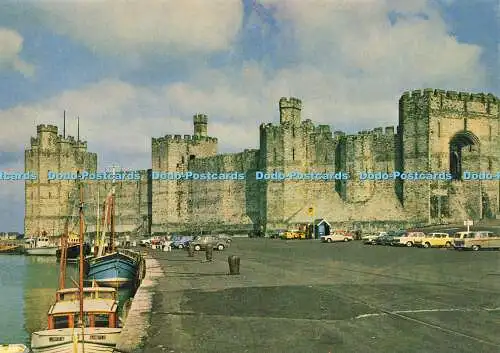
top-left (87, 182), bottom-right (139, 288)
top-left (87, 250), bottom-right (138, 287)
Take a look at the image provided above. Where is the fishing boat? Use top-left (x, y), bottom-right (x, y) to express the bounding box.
top-left (31, 181), bottom-right (122, 352)
top-left (86, 180), bottom-right (139, 288)
top-left (56, 232), bottom-right (91, 261)
top-left (0, 344), bottom-right (29, 353)
top-left (25, 236), bottom-right (58, 256)
top-left (0, 243), bottom-right (24, 254)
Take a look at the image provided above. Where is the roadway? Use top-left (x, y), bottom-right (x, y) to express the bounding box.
top-left (141, 238), bottom-right (500, 353)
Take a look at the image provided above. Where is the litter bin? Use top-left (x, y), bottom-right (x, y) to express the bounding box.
top-left (187, 244), bottom-right (195, 257)
top-left (228, 255), bottom-right (240, 275)
top-left (205, 245), bottom-right (213, 261)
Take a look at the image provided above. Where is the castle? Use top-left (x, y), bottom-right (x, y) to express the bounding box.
top-left (25, 89), bottom-right (500, 237)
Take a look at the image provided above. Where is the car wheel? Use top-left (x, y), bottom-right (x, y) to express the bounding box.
top-left (445, 242), bottom-right (451, 248)
top-left (178, 244), bottom-right (183, 249)
top-left (423, 242), bottom-right (430, 248)
top-left (344, 238), bottom-right (348, 242)
top-left (471, 245), bottom-right (480, 251)
top-left (217, 244), bottom-right (224, 251)
top-left (406, 241), bottom-right (413, 247)
top-left (194, 245), bottom-right (201, 251)
top-left (327, 238), bottom-right (332, 243)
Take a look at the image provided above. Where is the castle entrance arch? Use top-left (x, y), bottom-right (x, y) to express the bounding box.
top-left (449, 131), bottom-right (480, 180)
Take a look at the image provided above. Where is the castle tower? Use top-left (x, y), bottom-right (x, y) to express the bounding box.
top-left (25, 124), bottom-right (97, 237)
top-left (279, 97), bottom-right (302, 125)
top-left (193, 114), bottom-right (208, 137)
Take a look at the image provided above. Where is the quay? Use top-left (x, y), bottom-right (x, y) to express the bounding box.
top-left (127, 237), bottom-right (500, 353)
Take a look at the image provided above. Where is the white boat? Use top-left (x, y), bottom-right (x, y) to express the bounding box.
top-left (0, 344), bottom-right (29, 353)
top-left (25, 237), bottom-right (58, 256)
top-left (30, 287), bottom-right (122, 352)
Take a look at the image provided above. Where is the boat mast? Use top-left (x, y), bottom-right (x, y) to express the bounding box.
top-left (96, 189), bottom-right (99, 254)
top-left (110, 166), bottom-right (116, 253)
top-left (78, 177), bottom-right (86, 352)
top-left (58, 219), bottom-right (69, 290)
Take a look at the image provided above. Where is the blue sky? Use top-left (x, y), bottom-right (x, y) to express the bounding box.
top-left (0, 0), bottom-right (498, 232)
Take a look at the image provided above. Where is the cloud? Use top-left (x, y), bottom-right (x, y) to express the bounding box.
top-left (35, 0), bottom-right (244, 57)
top-left (0, 28), bottom-right (35, 76)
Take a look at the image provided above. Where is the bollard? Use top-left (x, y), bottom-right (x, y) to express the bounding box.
top-left (228, 255), bottom-right (240, 275)
top-left (205, 245), bottom-right (213, 261)
top-left (187, 244), bottom-right (195, 257)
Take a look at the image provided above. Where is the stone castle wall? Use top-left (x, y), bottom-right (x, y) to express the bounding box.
top-left (25, 89), bottom-right (500, 236)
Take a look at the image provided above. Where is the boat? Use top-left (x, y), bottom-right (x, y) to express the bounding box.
top-left (30, 287), bottom-right (122, 352)
top-left (25, 236), bottom-right (58, 256)
top-left (31, 181), bottom-right (122, 352)
top-left (0, 344), bottom-right (29, 353)
top-left (56, 232), bottom-right (91, 261)
top-left (86, 181), bottom-right (139, 288)
top-left (0, 243), bottom-right (24, 254)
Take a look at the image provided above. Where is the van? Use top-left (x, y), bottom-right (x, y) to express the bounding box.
top-left (453, 231), bottom-right (500, 251)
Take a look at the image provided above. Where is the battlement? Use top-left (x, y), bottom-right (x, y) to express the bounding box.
top-left (193, 114), bottom-right (208, 124)
top-left (401, 89), bottom-right (499, 103)
top-left (152, 134), bottom-right (217, 144)
top-left (400, 89), bottom-right (499, 115)
top-left (279, 97), bottom-right (302, 110)
top-left (30, 137), bottom-right (39, 146)
top-left (37, 124), bottom-right (58, 134)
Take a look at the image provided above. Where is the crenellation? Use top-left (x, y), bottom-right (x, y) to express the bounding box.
top-left (446, 91), bottom-right (458, 99)
top-left (385, 126), bottom-right (395, 134)
top-left (37, 124), bottom-right (58, 133)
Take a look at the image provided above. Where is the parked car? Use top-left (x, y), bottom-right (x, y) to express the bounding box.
top-left (387, 230), bottom-right (407, 246)
top-left (171, 235), bottom-right (194, 249)
top-left (321, 231), bottom-right (353, 243)
top-left (395, 231), bottom-right (426, 247)
top-left (417, 232), bottom-right (454, 248)
top-left (374, 234), bottom-right (394, 245)
top-left (191, 235), bottom-right (228, 251)
top-left (362, 232), bottom-right (387, 244)
top-left (453, 231), bottom-right (500, 251)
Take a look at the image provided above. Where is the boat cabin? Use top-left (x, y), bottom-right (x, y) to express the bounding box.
top-left (47, 287), bottom-right (119, 330)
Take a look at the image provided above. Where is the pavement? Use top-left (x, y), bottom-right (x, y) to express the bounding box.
top-left (141, 238), bottom-right (500, 353)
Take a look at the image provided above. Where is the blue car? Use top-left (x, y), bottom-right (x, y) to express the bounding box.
top-left (171, 235), bottom-right (194, 249)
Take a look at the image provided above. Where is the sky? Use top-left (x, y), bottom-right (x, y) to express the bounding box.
top-left (0, 0), bottom-right (498, 232)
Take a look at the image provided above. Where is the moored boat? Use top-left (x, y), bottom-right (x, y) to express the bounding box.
top-left (25, 237), bottom-right (58, 256)
top-left (87, 180), bottom-right (139, 288)
top-left (56, 243), bottom-right (91, 261)
top-left (0, 344), bottom-right (29, 353)
top-left (30, 287), bottom-right (122, 353)
top-left (86, 249), bottom-right (140, 287)
top-left (0, 243), bottom-right (24, 254)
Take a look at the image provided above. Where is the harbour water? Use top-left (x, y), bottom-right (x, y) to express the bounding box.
top-left (0, 255), bottom-right (134, 345)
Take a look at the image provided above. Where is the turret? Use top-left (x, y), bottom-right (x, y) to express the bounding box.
top-left (193, 114), bottom-right (208, 137)
top-left (37, 124), bottom-right (58, 149)
top-left (279, 97), bottom-right (302, 125)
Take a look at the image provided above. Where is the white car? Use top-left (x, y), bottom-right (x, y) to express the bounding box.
top-left (362, 232), bottom-right (387, 241)
top-left (321, 232), bottom-right (354, 243)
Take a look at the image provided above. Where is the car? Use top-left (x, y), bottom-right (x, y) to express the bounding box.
top-left (171, 235), bottom-right (194, 249)
top-left (362, 232), bottom-right (387, 244)
top-left (417, 232), bottom-right (454, 248)
top-left (387, 230), bottom-right (407, 246)
top-left (320, 231), bottom-right (353, 243)
top-left (190, 235), bottom-right (228, 251)
top-left (396, 231), bottom-right (426, 247)
top-left (453, 231), bottom-right (500, 251)
top-left (374, 234), bottom-right (394, 245)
